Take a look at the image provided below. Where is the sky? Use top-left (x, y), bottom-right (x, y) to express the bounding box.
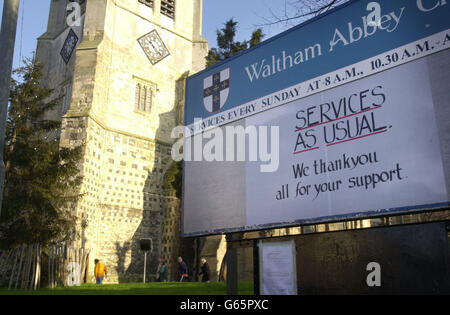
top-left (0, 0), bottom-right (293, 70)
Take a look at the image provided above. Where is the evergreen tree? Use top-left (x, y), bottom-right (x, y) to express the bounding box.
top-left (206, 19), bottom-right (264, 67)
top-left (0, 59), bottom-right (83, 248)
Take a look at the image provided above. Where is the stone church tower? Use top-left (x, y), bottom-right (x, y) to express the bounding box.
top-left (35, 0), bottom-right (208, 282)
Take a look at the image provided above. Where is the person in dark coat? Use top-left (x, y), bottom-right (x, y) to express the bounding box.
top-left (198, 257), bottom-right (211, 283)
top-left (178, 256), bottom-right (188, 282)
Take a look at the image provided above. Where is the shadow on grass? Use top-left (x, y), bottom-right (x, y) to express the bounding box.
top-left (0, 282), bottom-right (254, 295)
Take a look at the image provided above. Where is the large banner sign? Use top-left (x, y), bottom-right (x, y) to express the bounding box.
top-left (182, 0), bottom-right (450, 236)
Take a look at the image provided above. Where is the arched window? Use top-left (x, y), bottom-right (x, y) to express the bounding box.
top-left (138, 0), bottom-right (154, 8)
top-left (146, 88), bottom-right (152, 112)
top-left (135, 84), bottom-right (141, 110)
top-left (141, 86), bottom-right (147, 111)
top-left (161, 0), bottom-right (175, 19)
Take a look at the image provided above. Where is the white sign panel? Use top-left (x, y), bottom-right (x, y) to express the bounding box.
top-left (259, 241), bottom-right (297, 295)
top-left (246, 58), bottom-right (447, 227)
top-left (182, 0), bottom-right (450, 236)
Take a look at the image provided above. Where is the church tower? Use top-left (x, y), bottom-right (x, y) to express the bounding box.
top-left (35, 0), bottom-right (208, 282)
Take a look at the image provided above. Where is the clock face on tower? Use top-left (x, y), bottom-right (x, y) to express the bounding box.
top-left (138, 30), bottom-right (170, 65)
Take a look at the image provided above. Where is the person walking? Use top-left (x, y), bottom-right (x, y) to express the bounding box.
top-left (198, 257), bottom-right (211, 283)
top-left (94, 259), bottom-right (108, 284)
top-left (178, 256), bottom-right (188, 282)
top-left (156, 257), bottom-right (168, 282)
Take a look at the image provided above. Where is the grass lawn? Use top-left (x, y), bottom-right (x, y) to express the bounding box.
top-left (0, 281), bottom-right (254, 295)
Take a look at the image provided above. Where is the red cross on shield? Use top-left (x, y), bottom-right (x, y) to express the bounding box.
top-left (203, 68), bottom-right (230, 113)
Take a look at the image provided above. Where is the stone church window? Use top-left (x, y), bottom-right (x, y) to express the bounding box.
top-left (138, 0), bottom-right (154, 8)
top-left (161, 0), bottom-right (175, 19)
top-left (60, 29), bottom-right (79, 64)
top-left (134, 77), bottom-right (155, 113)
top-left (138, 30), bottom-right (170, 65)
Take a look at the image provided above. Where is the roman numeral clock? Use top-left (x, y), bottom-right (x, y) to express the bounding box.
top-left (60, 29), bottom-right (79, 64)
top-left (138, 30), bottom-right (170, 65)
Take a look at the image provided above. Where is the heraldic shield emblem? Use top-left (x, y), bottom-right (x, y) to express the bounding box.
top-left (203, 68), bottom-right (230, 113)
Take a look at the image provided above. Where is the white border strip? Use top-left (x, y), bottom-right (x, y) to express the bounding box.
top-left (186, 29), bottom-right (450, 137)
